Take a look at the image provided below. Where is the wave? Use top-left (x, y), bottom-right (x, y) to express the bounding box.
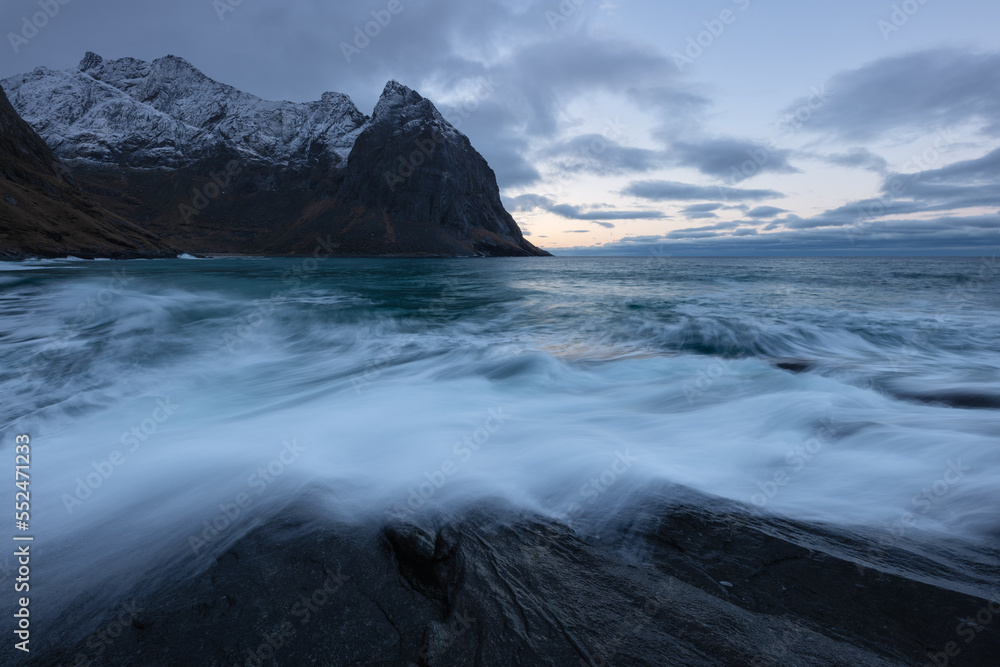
top-left (1, 257), bottom-right (998, 611)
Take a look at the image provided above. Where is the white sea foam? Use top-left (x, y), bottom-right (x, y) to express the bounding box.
top-left (2, 257), bottom-right (998, 613)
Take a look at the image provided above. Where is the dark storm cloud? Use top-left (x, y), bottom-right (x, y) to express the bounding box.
top-left (668, 137), bottom-right (799, 182)
top-left (786, 49), bottom-right (1000, 141)
top-left (623, 180), bottom-right (784, 202)
top-left (0, 0), bottom-right (693, 191)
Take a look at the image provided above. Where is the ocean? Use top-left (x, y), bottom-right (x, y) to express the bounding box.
top-left (2, 255), bottom-right (999, 631)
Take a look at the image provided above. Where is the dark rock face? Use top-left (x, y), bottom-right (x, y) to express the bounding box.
top-left (2, 55), bottom-right (548, 258)
top-left (21, 489), bottom-right (1000, 666)
top-left (339, 82), bottom-right (548, 257)
top-left (0, 83), bottom-right (175, 259)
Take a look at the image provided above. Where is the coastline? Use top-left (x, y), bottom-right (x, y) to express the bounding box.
top-left (20, 486), bottom-right (1000, 666)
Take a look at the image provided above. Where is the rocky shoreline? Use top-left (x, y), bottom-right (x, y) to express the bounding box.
top-left (21, 486), bottom-right (1000, 666)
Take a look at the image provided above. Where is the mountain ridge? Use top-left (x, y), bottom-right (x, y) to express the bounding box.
top-left (0, 81), bottom-right (177, 259)
top-left (2, 52), bottom-right (547, 257)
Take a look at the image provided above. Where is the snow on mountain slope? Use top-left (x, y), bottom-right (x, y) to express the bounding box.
top-left (2, 52), bottom-right (367, 170)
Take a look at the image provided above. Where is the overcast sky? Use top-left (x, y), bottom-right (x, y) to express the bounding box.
top-left (3, 0), bottom-right (999, 255)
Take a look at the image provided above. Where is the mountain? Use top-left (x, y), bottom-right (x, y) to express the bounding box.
top-left (0, 82), bottom-right (176, 259)
top-left (8, 51), bottom-right (366, 171)
top-left (2, 53), bottom-right (548, 257)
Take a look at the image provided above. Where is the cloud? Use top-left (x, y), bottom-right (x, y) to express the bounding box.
top-left (669, 221), bottom-right (739, 235)
top-left (738, 147), bottom-right (1000, 235)
top-left (540, 134), bottom-right (666, 175)
top-left (682, 203), bottom-right (724, 213)
top-left (504, 196), bottom-right (657, 228)
top-left (557, 215), bottom-right (1000, 256)
top-left (666, 230), bottom-right (720, 239)
top-left (627, 84), bottom-right (712, 142)
top-left (680, 202), bottom-right (723, 219)
top-left (548, 203), bottom-right (661, 221)
top-left (903, 146), bottom-right (1000, 185)
top-left (623, 180), bottom-right (783, 202)
top-left (746, 206), bottom-right (786, 218)
top-left (822, 148), bottom-right (888, 173)
top-left (785, 49), bottom-right (1000, 141)
top-left (505, 194), bottom-right (555, 212)
top-left (668, 137), bottom-right (799, 182)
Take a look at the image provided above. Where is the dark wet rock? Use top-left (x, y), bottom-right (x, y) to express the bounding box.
top-left (772, 358), bottom-right (814, 373)
top-left (892, 391), bottom-right (1000, 410)
top-left (21, 489), bottom-right (1000, 666)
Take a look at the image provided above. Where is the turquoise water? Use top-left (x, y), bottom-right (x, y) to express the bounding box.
top-left (1, 256), bottom-right (999, 609)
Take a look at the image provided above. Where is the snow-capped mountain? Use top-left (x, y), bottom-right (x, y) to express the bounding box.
top-left (0, 81), bottom-right (175, 259)
top-left (2, 52), bottom-right (366, 170)
top-left (2, 53), bottom-right (548, 257)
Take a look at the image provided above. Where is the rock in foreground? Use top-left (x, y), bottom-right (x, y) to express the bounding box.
top-left (23, 488), bottom-right (1000, 666)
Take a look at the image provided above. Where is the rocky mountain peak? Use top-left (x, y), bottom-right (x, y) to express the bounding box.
top-left (4, 53), bottom-right (368, 170)
top-left (79, 51), bottom-right (103, 71)
top-left (373, 80), bottom-right (421, 115)
top-left (372, 80), bottom-right (451, 129)
top-left (3, 56), bottom-right (547, 257)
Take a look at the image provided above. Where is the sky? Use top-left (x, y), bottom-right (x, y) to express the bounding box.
top-left (2, 0), bottom-right (999, 255)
